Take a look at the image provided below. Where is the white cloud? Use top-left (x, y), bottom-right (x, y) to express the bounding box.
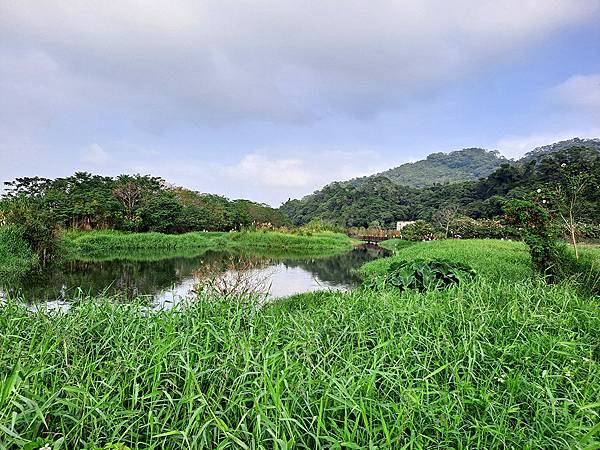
top-left (220, 150), bottom-right (386, 192)
top-left (121, 149), bottom-right (388, 204)
top-left (81, 143), bottom-right (113, 166)
top-left (1, 0), bottom-right (598, 126)
top-left (223, 154), bottom-right (310, 188)
top-left (495, 129), bottom-right (600, 159)
top-left (549, 73), bottom-right (600, 110)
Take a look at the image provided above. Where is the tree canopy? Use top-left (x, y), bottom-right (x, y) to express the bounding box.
top-left (1, 172), bottom-right (290, 233)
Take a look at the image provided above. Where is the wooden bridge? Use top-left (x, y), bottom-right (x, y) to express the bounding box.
top-left (348, 229), bottom-right (402, 244)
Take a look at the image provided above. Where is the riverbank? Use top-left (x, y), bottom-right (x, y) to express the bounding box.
top-left (0, 229), bottom-right (357, 278)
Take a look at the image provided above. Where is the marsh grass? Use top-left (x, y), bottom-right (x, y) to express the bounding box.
top-left (1, 278), bottom-right (599, 449)
top-left (61, 230), bottom-right (354, 261)
top-left (362, 239), bottom-right (533, 282)
top-left (2, 238), bottom-right (599, 448)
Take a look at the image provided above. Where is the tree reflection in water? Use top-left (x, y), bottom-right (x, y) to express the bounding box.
top-left (2, 244), bottom-right (390, 305)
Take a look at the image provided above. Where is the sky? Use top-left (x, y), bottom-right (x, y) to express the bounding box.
top-left (1, 0), bottom-right (600, 206)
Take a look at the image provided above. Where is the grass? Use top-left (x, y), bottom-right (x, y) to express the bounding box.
top-left (364, 239), bottom-right (533, 282)
top-left (61, 230), bottom-right (355, 260)
top-left (376, 238), bottom-right (415, 252)
top-left (2, 238), bottom-right (599, 448)
top-left (1, 278), bottom-right (599, 449)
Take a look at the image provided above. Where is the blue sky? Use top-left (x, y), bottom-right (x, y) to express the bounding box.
top-left (1, 1), bottom-right (599, 205)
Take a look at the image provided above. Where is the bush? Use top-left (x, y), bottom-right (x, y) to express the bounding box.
top-left (401, 220), bottom-right (437, 241)
top-left (1, 199), bottom-right (57, 264)
top-left (0, 225), bottom-right (39, 279)
top-left (550, 244), bottom-right (600, 296)
top-left (299, 218), bottom-right (345, 234)
top-left (504, 198), bottom-right (561, 278)
top-left (575, 222), bottom-right (600, 240)
top-left (449, 216), bottom-right (517, 239)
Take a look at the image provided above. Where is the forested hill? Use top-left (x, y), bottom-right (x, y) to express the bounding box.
top-left (280, 144), bottom-right (600, 228)
top-left (518, 137), bottom-right (600, 163)
top-left (354, 148), bottom-right (508, 188)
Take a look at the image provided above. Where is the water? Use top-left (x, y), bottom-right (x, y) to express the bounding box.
top-left (1, 245), bottom-right (389, 308)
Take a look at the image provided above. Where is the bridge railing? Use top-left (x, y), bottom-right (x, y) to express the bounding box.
top-left (347, 227), bottom-right (403, 240)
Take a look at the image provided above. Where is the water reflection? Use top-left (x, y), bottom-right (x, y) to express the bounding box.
top-left (1, 245), bottom-right (389, 306)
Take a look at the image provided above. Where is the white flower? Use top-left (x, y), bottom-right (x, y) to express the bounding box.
top-left (537, 188), bottom-right (542, 193)
top-left (561, 163), bottom-right (567, 167)
top-left (39, 446), bottom-right (51, 450)
top-left (542, 200), bottom-right (547, 204)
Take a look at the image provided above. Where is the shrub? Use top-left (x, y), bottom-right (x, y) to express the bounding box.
top-left (299, 218), bottom-right (345, 234)
top-left (575, 222), bottom-right (600, 240)
top-left (449, 216), bottom-right (517, 239)
top-left (401, 220), bottom-right (437, 241)
top-left (504, 198), bottom-right (561, 277)
top-left (1, 199), bottom-right (57, 264)
top-left (0, 225), bottom-right (39, 279)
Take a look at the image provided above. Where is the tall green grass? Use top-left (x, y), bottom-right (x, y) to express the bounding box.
top-left (62, 230), bottom-right (355, 260)
top-left (376, 238), bottom-right (415, 253)
top-left (1, 279), bottom-right (599, 449)
top-left (365, 239), bottom-right (533, 282)
top-left (62, 230), bottom-right (229, 254)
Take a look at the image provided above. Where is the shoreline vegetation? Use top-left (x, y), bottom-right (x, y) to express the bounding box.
top-left (1, 237), bottom-right (599, 448)
top-left (62, 229), bottom-right (356, 257)
top-left (0, 229), bottom-right (357, 279)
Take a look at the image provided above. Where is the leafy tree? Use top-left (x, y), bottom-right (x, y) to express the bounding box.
top-left (139, 192), bottom-right (183, 233)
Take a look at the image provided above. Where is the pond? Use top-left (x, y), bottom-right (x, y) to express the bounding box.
top-left (1, 244), bottom-right (390, 308)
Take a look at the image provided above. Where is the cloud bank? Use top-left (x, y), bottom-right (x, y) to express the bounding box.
top-left (1, 0), bottom-right (598, 126)
top-left (1, 0), bottom-right (599, 204)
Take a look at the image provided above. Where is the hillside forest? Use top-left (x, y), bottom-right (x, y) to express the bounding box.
top-left (280, 145), bottom-right (600, 230)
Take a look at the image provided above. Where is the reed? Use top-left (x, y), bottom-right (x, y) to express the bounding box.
top-left (1, 277), bottom-right (599, 449)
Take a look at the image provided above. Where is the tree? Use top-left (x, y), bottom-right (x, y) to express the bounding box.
top-left (433, 204), bottom-right (460, 238)
top-left (139, 192), bottom-right (183, 233)
top-left (1, 198), bottom-right (58, 264)
top-left (554, 167), bottom-right (592, 260)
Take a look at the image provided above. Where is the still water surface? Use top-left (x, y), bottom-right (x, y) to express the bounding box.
top-left (2, 245), bottom-right (389, 308)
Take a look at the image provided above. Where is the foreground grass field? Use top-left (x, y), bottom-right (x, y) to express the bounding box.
top-left (1, 239), bottom-right (599, 449)
top-left (1, 280), bottom-right (599, 449)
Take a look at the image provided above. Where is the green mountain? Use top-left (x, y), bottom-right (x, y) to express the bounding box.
top-left (519, 138), bottom-right (600, 163)
top-left (280, 140), bottom-right (600, 228)
top-left (352, 147), bottom-right (508, 188)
